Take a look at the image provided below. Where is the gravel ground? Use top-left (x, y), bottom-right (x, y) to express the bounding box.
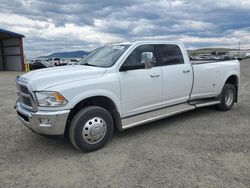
top-left (0, 59), bottom-right (249, 188)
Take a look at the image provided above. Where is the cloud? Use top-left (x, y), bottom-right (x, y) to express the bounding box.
top-left (0, 0), bottom-right (249, 57)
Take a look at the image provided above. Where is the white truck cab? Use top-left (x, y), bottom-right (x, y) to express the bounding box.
top-left (47, 57), bottom-right (61, 66)
top-left (15, 41), bottom-right (240, 151)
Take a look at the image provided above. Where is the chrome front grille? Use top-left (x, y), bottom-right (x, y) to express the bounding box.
top-left (16, 83), bottom-right (36, 111)
top-left (19, 85), bottom-right (29, 95)
top-left (21, 95), bottom-right (32, 107)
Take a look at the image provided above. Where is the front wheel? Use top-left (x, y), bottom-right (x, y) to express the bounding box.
top-left (69, 106), bottom-right (113, 152)
top-left (217, 84), bottom-right (236, 111)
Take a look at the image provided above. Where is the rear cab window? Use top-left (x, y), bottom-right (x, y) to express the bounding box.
top-left (156, 44), bottom-right (184, 66)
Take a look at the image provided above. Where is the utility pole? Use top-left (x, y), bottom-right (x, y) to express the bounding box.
top-left (238, 41), bottom-right (241, 56)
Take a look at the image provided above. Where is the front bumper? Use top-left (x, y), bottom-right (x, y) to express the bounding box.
top-left (15, 101), bottom-right (70, 135)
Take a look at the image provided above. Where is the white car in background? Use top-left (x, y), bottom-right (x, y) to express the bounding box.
top-left (47, 57), bottom-right (62, 66)
top-left (67, 59), bottom-right (79, 65)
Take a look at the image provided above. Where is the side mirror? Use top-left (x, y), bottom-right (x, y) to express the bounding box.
top-left (141, 52), bottom-right (153, 69)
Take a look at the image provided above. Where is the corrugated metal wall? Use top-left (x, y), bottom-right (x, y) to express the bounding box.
top-left (0, 38), bottom-right (24, 71)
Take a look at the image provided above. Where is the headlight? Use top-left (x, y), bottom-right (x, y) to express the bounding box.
top-left (35, 91), bottom-right (68, 107)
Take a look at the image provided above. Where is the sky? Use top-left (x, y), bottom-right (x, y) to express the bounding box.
top-left (0, 0), bottom-right (250, 58)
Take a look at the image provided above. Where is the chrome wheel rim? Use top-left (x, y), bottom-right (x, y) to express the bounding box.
top-left (225, 89), bottom-right (234, 106)
top-left (82, 117), bottom-right (107, 144)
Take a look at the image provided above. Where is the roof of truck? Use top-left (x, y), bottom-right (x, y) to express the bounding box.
top-left (111, 40), bottom-right (183, 46)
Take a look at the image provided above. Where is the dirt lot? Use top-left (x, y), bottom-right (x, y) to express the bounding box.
top-left (0, 60), bottom-right (249, 188)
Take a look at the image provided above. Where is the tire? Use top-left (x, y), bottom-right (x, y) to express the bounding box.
top-left (217, 83), bottom-right (236, 111)
top-left (69, 106), bottom-right (113, 152)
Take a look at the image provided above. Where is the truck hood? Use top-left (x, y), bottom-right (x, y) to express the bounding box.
top-left (19, 65), bottom-right (106, 91)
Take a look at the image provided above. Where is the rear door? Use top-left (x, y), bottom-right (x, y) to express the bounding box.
top-left (119, 44), bottom-right (163, 117)
top-left (156, 44), bottom-right (193, 106)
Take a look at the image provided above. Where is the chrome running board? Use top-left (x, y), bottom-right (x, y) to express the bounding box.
top-left (189, 99), bottom-right (220, 108)
top-left (122, 103), bottom-right (195, 130)
top-left (121, 99), bottom-right (221, 130)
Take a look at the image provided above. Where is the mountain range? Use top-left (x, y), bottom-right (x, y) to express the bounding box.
top-left (38, 50), bottom-right (89, 58)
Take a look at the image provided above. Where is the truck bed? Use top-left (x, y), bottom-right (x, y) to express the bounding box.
top-left (190, 59), bottom-right (239, 100)
top-left (191, 59), bottom-right (237, 64)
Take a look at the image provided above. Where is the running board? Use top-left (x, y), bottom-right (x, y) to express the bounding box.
top-left (122, 104), bottom-right (195, 130)
top-left (121, 99), bottom-right (221, 130)
top-left (189, 99), bottom-right (220, 108)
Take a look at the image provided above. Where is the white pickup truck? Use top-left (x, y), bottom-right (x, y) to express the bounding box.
top-left (15, 41), bottom-right (240, 151)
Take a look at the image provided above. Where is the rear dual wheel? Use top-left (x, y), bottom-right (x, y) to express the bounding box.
top-left (217, 83), bottom-right (236, 111)
top-left (69, 106), bottom-right (113, 152)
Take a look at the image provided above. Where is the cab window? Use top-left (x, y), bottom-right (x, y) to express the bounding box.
top-left (123, 45), bottom-right (156, 69)
top-left (157, 44), bottom-right (184, 65)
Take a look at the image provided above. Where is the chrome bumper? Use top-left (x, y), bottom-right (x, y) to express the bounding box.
top-left (15, 101), bottom-right (70, 135)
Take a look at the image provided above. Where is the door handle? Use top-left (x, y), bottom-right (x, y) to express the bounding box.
top-left (182, 69), bottom-right (190, 73)
top-left (150, 74), bottom-right (160, 78)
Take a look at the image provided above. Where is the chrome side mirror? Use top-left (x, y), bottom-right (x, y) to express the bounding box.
top-left (141, 52), bottom-right (153, 69)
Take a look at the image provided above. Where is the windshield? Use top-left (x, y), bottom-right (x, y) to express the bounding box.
top-left (79, 45), bottom-right (130, 67)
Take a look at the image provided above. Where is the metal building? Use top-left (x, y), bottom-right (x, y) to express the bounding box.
top-left (0, 29), bottom-right (25, 71)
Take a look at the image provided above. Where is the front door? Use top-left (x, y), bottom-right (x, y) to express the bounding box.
top-left (119, 44), bottom-right (163, 117)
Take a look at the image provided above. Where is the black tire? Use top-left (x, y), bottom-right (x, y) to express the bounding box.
top-left (69, 106), bottom-right (113, 152)
top-left (217, 83), bottom-right (236, 111)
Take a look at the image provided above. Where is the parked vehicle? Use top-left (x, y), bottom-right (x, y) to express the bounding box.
top-left (29, 60), bottom-right (53, 70)
top-left (47, 57), bottom-right (62, 66)
top-left (15, 41), bottom-right (240, 152)
top-left (28, 60), bottom-right (35, 64)
top-left (67, 59), bottom-right (79, 65)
